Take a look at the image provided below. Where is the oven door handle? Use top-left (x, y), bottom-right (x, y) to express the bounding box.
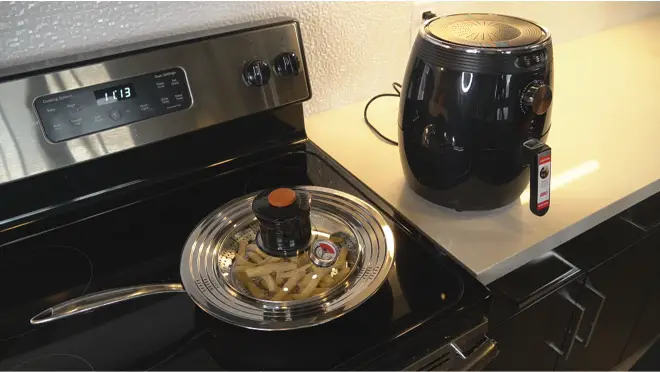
top-left (452, 338), bottom-right (499, 371)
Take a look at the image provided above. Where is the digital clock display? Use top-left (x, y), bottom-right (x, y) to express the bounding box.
top-left (94, 84), bottom-right (136, 106)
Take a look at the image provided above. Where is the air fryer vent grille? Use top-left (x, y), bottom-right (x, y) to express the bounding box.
top-left (426, 13), bottom-right (547, 48)
top-left (450, 21), bottom-right (521, 42)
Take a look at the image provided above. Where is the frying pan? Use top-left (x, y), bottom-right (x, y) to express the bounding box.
top-left (30, 186), bottom-right (394, 331)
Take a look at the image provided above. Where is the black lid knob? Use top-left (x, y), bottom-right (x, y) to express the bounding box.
top-left (252, 188), bottom-right (312, 257)
top-left (243, 60), bottom-right (271, 87)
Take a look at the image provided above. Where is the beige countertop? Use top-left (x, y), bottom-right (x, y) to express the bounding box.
top-left (305, 16), bottom-right (660, 284)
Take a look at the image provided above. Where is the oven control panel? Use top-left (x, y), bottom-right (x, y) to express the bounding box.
top-left (0, 19), bottom-right (310, 185)
top-left (34, 68), bottom-right (192, 143)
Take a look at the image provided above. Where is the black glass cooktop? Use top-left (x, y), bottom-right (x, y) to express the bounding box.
top-left (0, 143), bottom-right (489, 370)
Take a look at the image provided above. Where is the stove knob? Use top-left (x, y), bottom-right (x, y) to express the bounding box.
top-left (522, 81), bottom-right (552, 115)
top-left (273, 52), bottom-right (300, 77)
top-left (243, 60), bottom-right (271, 87)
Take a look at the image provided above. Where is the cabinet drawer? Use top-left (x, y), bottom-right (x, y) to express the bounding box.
top-left (489, 251), bottom-right (581, 314)
top-left (556, 215), bottom-right (643, 272)
top-left (486, 277), bottom-right (587, 371)
top-left (557, 228), bottom-right (660, 370)
top-left (487, 252), bottom-right (586, 370)
top-left (621, 191), bottom-right (660, 231)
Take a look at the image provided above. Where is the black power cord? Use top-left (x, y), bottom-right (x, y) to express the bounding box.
top-left (363, 82), bottom-right (401, 146)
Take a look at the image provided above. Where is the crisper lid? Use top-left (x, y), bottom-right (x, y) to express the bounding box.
top-left (180, 186), bottom-right (394, 330)
top-left (425, 13), bottom-right (548, 48)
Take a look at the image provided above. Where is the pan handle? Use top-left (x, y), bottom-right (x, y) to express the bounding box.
top-left (30, 283), bottom-right (185, 325)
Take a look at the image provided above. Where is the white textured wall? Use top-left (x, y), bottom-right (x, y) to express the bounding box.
top-left (1, 1), bottom-right (660, 116)
top-left (0, 1), bottom-right (413, 116)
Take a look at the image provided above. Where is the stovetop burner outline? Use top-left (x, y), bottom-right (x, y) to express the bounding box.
top-left (0, 245), bottom-right (93, 342)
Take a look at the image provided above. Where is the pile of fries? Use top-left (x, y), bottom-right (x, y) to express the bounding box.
top-left (233, 239), bottom-right (351, 301)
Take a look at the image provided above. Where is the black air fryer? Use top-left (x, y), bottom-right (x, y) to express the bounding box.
top-left (399, 13), bottom-right (553, 216)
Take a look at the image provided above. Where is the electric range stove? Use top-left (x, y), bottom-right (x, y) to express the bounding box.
top-left (0, 18), bottom-right (495, 371)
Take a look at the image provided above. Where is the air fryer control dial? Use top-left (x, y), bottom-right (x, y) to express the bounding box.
top-left (273, 52), bottom-right (300, 77)
top-left (521, 81), bottom-right (552, 115)
top-left (243, 60), bottom-right (271, 87)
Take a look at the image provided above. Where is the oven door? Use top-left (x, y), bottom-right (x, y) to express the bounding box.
top-left (405, 318), bottom-right (499, 371)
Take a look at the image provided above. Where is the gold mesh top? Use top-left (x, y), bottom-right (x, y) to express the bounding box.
top-left (425, 13), bottom-right (547, 48)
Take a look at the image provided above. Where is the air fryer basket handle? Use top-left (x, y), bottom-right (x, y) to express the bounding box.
top-left (524, 139), bottom-right (551, 216)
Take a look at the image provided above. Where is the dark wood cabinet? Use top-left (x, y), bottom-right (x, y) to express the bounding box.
top-left (485, 252), bottom-right (586, 371)
top-left (620, 231), bottom-right (660, 364)
top-left (485, 283), bottom-right (584, 371)
top-left (555, 230), bottom-right (658, 370)
top-left (486, 210), bottom-right (659, 371)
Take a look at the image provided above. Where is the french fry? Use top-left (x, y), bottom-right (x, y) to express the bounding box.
top-left (246, 252), bottom-right (264, 264)
top-left (320, 275), bottom-right (335, 287)
top-left (233, 265), bottom-right (254, 274)
top-left (333, 248), bottom-right (348, 269)
top-left (245, 262), bottom-right (297, 278)
top-left (298, 270), bottom-right (328, 299)
top-left (280, 263), bottom-right (311, 278)
top-left (234, 256), bottom-right (253, 266)
top-left (279, 270), bottom-right (299, 279)
top-left (271, 272), bottom-right (302, 301)
top-left (237, 239), bottom-right (248, 258)
top-left (260, 275), bottom-right (277, 292)
top-left (275, 272), bottom-right (286, 285)
top-left (312, 287), bottom-right (327, 295)
top-left (262, 256), bottom-right (283, 264)
top-left (247, 244), bottom-right (268, 258)
top-left (312, 266), bottom-right (331, 276)
top-left (276, 270), bottom-right (289, 279)
top-left (238, 272), bottom-right (265, 299)
top-left (298, 272), bottom-right (313, 288)
top-left (298, 254), bottom-right (311, 265)
top-left (334, 266), bottom-right (351, 283)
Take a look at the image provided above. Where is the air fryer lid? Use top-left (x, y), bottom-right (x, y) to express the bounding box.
top-left (425, 13), bottom-right (548, 48)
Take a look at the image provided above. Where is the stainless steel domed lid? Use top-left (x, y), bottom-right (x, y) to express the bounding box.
top-left (424, 13), bottom-right (549, 49)
top-left (180, 186), bottom-right (395, 330)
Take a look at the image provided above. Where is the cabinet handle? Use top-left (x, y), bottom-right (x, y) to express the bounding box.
top-left (575, 281), bottom-right (606, 348)
top-left (545, 289), bottom-right (585, 360)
